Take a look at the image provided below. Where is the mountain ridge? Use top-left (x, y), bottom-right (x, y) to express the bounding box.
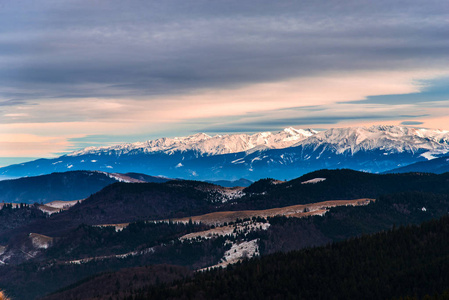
top-left (385, 155), bottom-right (449, 174)
top-left (1, 125), bottom-right (449, 180)
top-left (59, 125), bottom-right (449, 158)
top-left (68, 127), bottom-right (317, 157)
top-left (0, 170), bottom-right (171, 204)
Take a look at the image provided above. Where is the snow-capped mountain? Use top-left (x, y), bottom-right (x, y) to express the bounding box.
top-left (1, 125), bottom-right (449, 181)
top-left (292, 125), bottom-right (449, 159)
top-left (69, 127), bottom-right (317, 157)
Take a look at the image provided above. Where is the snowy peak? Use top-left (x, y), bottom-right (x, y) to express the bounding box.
top-left (283, 127), bottom-right (317, 137)
top-left (295, 125), bottom-right (449, 156)
top-left (68, 127), bottom-right (317, 157)
top-left (67, 125), bottom-right (449, 160)
top-left (4, 125), bottom-right (449, 181)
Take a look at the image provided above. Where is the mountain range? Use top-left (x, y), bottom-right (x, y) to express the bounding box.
top-left (1, 125), bottom-right (449, 299)
top-left (2, 125), bottom-right (449, 181)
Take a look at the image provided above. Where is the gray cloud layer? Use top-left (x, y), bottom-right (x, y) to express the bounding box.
top-left (201, 114), bottom-right (428, 134)
top-left (1, 0), bottom-right (448, 102)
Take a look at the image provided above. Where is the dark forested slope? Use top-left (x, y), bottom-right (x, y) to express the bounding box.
top-left (136, 214), bottom-right (449, 300)
top-left (0, 171), bottom-right (117, 204)
top-left (3, 170), bottom-right (449, 240)
top-left (1, 170), bottom-right (449, 299)
top-left (231, 169), bottom-right (449, 210)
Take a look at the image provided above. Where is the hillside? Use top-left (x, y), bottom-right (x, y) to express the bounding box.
top-left (205, 178), bottom-right (253, 187)
top-left (1, 170), bottom-right (449, 299)
top-left (2, 188), bottom-right (447, 299)
top-left (0, 181), bottom-right (217, 241)
top-left (131, 214), bottom-right (449, 300)
top-left (2, 169), bottom-right (449, 241)
top-left (0, 204), bottom-right (47, 243)
top-left (169, 198), bottom-right (373, 225)
top-left (386, 155), bottom-right (449, 174)
top-left (0, 170), bottom-right (174, 204)
top-left (38, 212), bottom-right (449, 300)
top-left (0, 171), bottom-right (118, 204)
top-left (230, 169), bottom-right (449, 210)
top-left (41, 265), bottom-right (192, 300)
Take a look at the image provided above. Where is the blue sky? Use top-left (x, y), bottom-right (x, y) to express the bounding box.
top-left (0, 0), bottom-right (449, 167)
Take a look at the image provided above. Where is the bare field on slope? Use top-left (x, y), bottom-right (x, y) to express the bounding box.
top-left (38, 200), bottom-right (83, 215)
top-left (171, 198), bottom-right (374, 226)
top-left (97, 199), bottom-right (374, 229)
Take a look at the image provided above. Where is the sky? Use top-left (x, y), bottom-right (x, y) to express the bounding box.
top-left (1, 0), bottom-right (449, 166)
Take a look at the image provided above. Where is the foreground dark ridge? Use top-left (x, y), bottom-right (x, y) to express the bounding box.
top-left (41, 265), bottom-right (192, 300)
top-left (131, 214), bottom-right (449, 300)
top-left (1, 189), bottom-right (448, 299)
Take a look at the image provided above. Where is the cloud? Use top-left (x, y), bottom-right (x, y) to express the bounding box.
top-left (355, 77), bottom-right (449, 105)
top-left (401, 121), bottom-right (424, 125)
top-left (200, 107), bottom-right (427, 133)
top-left (1, 0), bottom-right (448, 102)
top-left (0, 70), bottom-right (437, 128)
top-left (0, 133), bottom-right (75, 157)
top-left (0, 99), bottom-right (28, 106)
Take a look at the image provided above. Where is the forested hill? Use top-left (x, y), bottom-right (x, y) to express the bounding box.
top-left (0, 181), bottom-right (220, 240)
top-left (3, 169), bottom-right (449, 240)
top-left (0, 170), bottom-right (171, 204)
top-left (233, 169), bottom-right (449, 210)
top-left (2, 170), bottom-right (449, 299)
top-left (132, 214), bottom-right (449, 300)
top-left (0, 171), bottom-right (117, 204)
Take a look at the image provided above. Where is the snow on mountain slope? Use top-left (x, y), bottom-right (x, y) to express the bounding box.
top-left (293, 125), bottom-right (449, 157)
top-left (68, 126), bottom-right (449, 159)
top-left (98, 172), bottom-right (145, 183)
top-left (201, 239), bottom-right (260, 270)
top-left (2, 125), bottom-right (449, 181)
top-left (68, 128), bottom-right (317, 157)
